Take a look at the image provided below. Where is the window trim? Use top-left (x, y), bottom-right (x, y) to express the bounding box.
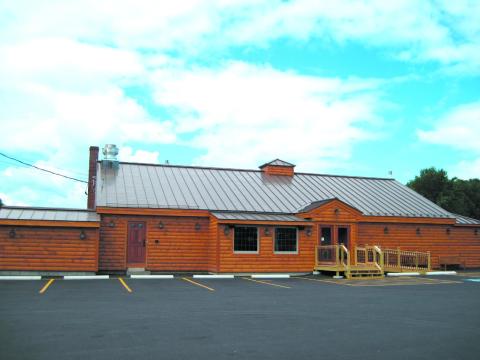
top-left (274, 227), bottom-right (299, 254)
top-left (233, 226), bottom-right (259, 254)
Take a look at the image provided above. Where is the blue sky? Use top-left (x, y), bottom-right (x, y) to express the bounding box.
top-left (0, 0), bottom-right (479, 208)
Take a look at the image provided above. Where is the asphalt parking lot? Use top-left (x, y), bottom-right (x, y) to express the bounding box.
top-left (1, 274), bottom-right (480, 360)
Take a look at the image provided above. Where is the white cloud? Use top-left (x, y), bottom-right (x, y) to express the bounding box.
top-left (1, 1), bottom-right (479, 71)
top-left (119, 147), bottom-right (160, 164)
top-left (1, 164), bottom-right (88, 208)
top-left (452, 158), bottom-right (480, 180)
top-left (418, 100), bottom-right (480, 179)
top-left (0, 192), bottom-right (28, 206)
top-left (152, 61), bottom-right (381, 169)
top-left (418, 101), bottom-right (480, 152)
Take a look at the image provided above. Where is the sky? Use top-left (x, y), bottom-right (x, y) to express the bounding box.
top-left (0, 0), bottom-right (479, 208)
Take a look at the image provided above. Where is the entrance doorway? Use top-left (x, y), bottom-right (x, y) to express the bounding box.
top-left (337, 227), bottom-right (349, 248)
top-left (127, 221), bottom-right (146, 266)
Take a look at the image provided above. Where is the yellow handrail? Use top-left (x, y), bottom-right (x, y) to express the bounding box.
top-left (383, 248), bottom-right (431, 272)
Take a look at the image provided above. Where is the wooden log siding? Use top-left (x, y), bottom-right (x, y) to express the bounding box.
top-left (99, 215), bottom-right (210, 271)
top-left (217, 225), bottom-right (317, 273)
top-left (208, 216), bottom-right (219, 272)
top-left (261, 165), bottom-right (294, 176)
top-left (357, 223), bottom-right (480, 269)
top-left (0, 226), bottom-right (98, 271)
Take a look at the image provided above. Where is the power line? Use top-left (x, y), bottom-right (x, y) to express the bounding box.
top-left (0, 152), bottom-right (88, 184)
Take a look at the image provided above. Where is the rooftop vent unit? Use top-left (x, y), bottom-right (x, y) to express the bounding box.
top-left (102, 144), bottom-right (119, 170)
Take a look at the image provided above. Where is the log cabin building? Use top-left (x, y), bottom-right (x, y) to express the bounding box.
top-left (1, 145), bottom-right (480, 275)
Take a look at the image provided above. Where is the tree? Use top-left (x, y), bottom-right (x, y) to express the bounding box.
top-left (0, 198), bottom-right (3, 207)
top-left (406, 168), bottom-right (450, 204)
top-left (407, 168), bottom-right (480, 220)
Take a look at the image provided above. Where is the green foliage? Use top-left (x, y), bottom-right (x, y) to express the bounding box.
top-left (407, 168), bottom-right (480, 220)
top-left (0, 198), bottom-right (2, 207)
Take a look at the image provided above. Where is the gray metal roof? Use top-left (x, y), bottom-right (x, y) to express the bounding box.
top-left (95, 162), bottom-right (455, 219)
top-left (259, 159), bottom-right (295, 168)
top-left (454, 213), bottom-right (480, 225)
top-left (212, 212), bottom-right (307, 222)
top-left (296, 198), bottom-right (361, 213)
top-left (0, 206), bottom-right (100, 222)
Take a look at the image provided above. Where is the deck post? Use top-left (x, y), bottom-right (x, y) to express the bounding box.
top-left (397, 247), bottom-right (401, 269)
top-left (427, 252), bottom-right (431, 271)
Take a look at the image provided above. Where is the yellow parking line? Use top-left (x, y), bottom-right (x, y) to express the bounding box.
top-left (415, 277), bottom-right (462, 284)
top-left (296, 276), bottom-right (345, 286)
top-left (39, 279), bottom-right (55, 294)
top-left (118, 277), bottom-right (132, 293)
top-left (182, 277), bottom-right (215, 291)
top-left (243, 277), bottom-right (290, 289)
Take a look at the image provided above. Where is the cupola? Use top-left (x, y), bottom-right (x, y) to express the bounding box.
top-left (259, 159), bottom-right (295, 176)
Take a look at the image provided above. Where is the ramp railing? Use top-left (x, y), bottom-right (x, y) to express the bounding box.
top-left (383, 248), bottom-right (431, 272)
top-left (354, 245), bottom-right (384, 271)
top-left (315, 245), bottom-right (350, 275)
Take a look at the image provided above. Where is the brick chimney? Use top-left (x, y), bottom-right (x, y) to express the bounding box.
top-left (259, 159), bottom-right (295, 176)
top-left (87, 146), bottom-right (99, 209)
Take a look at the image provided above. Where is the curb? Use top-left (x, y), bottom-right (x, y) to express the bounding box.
top-left (130, 275), bottom-right (174, 279)
top-left (193, 274), bottom-right (234, 279)
top-left (63, 275), bottom-right (110, 280)
top-left (251, 274), bottom-right (290, 279)
top-left (0, 276), bottom-right (42, 280)
top-left (387, 272), bottom-right (420, 277)
top-left (426, 271), bottom-right (457, 275)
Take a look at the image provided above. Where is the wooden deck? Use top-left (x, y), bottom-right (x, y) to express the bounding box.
top-left (315, 245), bottom-right (431, 279)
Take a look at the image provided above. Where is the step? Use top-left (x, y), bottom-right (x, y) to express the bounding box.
top-left (127, 268), bottom-right (151, 276)
top-left (348, 273), bottom-right (384, 279)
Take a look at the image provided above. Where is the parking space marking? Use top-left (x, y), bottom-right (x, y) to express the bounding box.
top-left (458, 272), bottom-right (480, 277)
top-left (413, 277), bottom-right (462, 283)
top-left (182, 277), bottom-right (215, 291)
top-left (39, 279), bottom-right (55, 294)
top-left (118, 278), bottom-right (133, 293)
top-left (296, 276), bottom-right (345, 285)
top-left (296, 276), bottom-right (461, 287)
top-left (242, 277), bottom-right (291, 289)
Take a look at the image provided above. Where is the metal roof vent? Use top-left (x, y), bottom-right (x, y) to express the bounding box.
top-left (102, 144), bottom-right (119, 170)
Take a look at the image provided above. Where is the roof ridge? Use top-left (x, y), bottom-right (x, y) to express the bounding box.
top-left (0, 206), bottom-right (96, 212)
top-left (109, 161), bottom-right (394, 181)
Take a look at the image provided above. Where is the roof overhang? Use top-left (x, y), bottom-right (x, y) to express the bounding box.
top-left (296, 198), bottom-right (363, 217)
top-left (96, 207), bottom-right (210, 217)
top-left (0, 219), bottom-right (100, 228)
top-left (211, 211), bottom-right (312, 225)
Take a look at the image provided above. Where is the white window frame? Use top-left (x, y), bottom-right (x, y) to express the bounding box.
top-left (274, 227), bottom-right (298, 254)
top-left (233, 226), bottom-right (259, 254)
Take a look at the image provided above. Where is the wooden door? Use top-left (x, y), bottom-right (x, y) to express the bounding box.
top-left (337, 226), bottom-right (350, 249)
top-left (319, 226), bottom-right (334, 262)
top-left (127, 222), bottom-right (146, 265)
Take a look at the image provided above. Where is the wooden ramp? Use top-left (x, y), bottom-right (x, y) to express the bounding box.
top-left (315, 245), bottom-right (430, 279)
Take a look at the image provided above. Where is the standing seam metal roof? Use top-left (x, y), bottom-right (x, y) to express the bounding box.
top-left (0, 206), bottom-right (100, 222)
top-left (454, 214), bottom-right (480, 225)
top-left (212, 212), bottom-right (307, 222)
top-left (95, 162), bottom-right (456, 219)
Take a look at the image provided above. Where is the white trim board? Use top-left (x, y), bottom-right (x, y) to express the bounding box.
top-left (0, 276), bottom-right (42, 280)
top-left (63, 275), bottom-right (110, 280)
top-left (426, 271), bottom-right (457, 275)
top-left (251, 274), bottom-right (290, 279)
top-left (387, 272), bottom-right (420, 277)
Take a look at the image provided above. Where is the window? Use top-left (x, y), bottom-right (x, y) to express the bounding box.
top-left (275, 227), bottom-right (297, 253)
top-left (234, 226), bottom-right (258, 253)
